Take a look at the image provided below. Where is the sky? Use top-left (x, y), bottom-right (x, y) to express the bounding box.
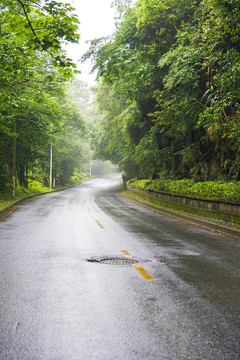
top-left (66, 0), bottom-right (116, 86)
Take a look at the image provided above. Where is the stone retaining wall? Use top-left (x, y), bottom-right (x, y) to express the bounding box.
top-left (126, 186), bottom-right (240, 224)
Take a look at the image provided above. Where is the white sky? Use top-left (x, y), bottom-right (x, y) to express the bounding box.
top-left (66, 0), bottom-right (116, 86)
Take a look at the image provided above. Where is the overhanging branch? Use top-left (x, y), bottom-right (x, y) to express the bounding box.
top-left (16, 0), bottom-right (54, 57)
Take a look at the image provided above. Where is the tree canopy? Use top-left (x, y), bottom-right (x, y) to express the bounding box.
top-left (0, 0), bottom-right (87, 197)
top-left (86, 0), bottom-right (240, 181)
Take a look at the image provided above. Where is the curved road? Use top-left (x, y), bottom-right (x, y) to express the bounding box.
top-left (0, 174), bottom-right (239, 359)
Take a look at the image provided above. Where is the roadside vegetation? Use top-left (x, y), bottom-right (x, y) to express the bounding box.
top-left (127, 179), bottom-right (240, 203)
top-left (0, 0), bottom-right (115, 206)
top-left (0, 173), bottom-right (91, 211)
top-left (86, 0), bottom-right (240, 186)
top-left (0, 181), bottom-right (50, 211)
top-left (0, 0), bottom-right (84, 201)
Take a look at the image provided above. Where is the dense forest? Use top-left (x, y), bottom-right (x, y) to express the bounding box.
top-left (87, 0), bottom-right (240, 182)
top-left (0, 0), bottom-right (115, 201)
top-left (0, 0), bottom-right (85, 199)
top-left (1, 0), bottom-right (240, 202)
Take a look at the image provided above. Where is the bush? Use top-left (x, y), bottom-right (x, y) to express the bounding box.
top-left (127, 178), bottom-right (240, 202)
top-left (70, 172), bottom-right (90, 184)
top-left (28, 181), bottom-right (50, 193)
top-left (190, 181), bottom-right (240, 201)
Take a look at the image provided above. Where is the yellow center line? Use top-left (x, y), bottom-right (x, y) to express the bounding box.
top-left (95, 220), bottom-right (104, 229)
top-left (121, 250), bottom-right (155, 281)
top-left (121, 250), bottom-right (133, 259)
top-left (131, 263), bottom-right (155, 281)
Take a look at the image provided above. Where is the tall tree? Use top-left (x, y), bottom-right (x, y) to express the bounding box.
top-left (0, 0), bottom-right (84, 197)
top-left (87, 0), bottom-right (240, 180)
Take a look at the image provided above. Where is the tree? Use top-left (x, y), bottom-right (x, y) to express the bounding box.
top-left (87, 0), bottom-right (240, 181)
top-left (87, 0), bottom-right (202, 178)
top-left (1, 0), bottom-right (79, 74)
top-left (0, 0), bottom-right (83, 197)
top-left (197, 0), bottom-right (240, 179)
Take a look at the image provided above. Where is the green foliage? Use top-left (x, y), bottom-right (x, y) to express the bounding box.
top-left (0, 1), bottom-right (93, 199)
top-left (88, 82), bottom-right (138, 177)
top-left (129, 178), bottom-right (240, 202)
top-left (70, 172), bottom-right (89, 185)
top-left (1, 0), bottom-right (80, 74)
top-left (190, 181), bottom-right (240, 201)
top-left (86, 0), bottom-right (240, 181)
top-left (0, 180), bottom-right (51, 207)
top-left (20, 181), bottom-right (50, 195)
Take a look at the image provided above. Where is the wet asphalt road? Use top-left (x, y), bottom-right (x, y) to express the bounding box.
top-left (0, 173), bottom-right (239, 360)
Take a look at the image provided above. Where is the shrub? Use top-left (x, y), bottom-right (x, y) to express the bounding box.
top-left (128, 178), bottom-right (240, 202)
top-left (28, 181), bottom-right (50, 193)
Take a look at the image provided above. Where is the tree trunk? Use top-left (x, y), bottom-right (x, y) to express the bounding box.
top-left (49, 143), bottom-right (52, 189)
top-left (171, 140), bottom-right (175, 176)
top-left (18, 163), bottom-right (25, 186)
top-left (25, 159), bottom-right (28, 189)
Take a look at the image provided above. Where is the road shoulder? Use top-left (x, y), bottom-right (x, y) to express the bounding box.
top-left (121, 191), bottom-right (240, 241)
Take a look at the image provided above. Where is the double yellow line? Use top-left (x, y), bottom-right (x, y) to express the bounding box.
top-left (121, 250), bottom-right (155, 281)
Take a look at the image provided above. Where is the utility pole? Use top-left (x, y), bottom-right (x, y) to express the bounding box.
top-left (12, 123), bottom-right (17, 198)
top-left (49, 124), bottom-right (53, 189)
top-left (49, 143), bottom-right (52, 189)
top-left (89, 155), bottom-right (92, 177)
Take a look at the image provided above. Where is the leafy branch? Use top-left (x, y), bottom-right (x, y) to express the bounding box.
top-left (17, 0), bottom-right (50, 54)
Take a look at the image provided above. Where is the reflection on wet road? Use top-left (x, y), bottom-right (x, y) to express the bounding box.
top-left (0, 174), bottom-right (239, 359)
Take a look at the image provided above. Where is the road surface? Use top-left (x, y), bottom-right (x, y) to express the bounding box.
top-left (0, 174), bottom-right (239, 359)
